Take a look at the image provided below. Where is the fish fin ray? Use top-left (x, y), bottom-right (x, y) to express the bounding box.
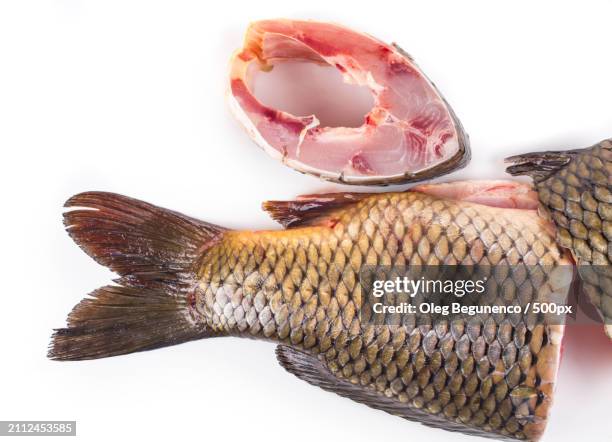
top-left (505, 149), bottom-right (583, 182)
top-left (49, 285), bottom-right (216, 360)
top-left (275, 345), bottom-right (510, 440)
top-left (51, 192), bottom-right (227, 360)
top-left (63, 191), bottom-right (226, 290)
top-left (262, 192), bottom-right (373, 228)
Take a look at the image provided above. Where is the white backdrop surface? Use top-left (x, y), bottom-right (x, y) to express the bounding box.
top-left (1, 1), bottom-right (611, 441)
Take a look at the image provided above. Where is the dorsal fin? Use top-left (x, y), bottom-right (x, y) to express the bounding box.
top-left (505, 149), bottom-right (584, 182)
top-left (262, 192), bottom-right (374, 228)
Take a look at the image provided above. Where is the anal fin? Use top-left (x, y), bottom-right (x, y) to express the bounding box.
top-left (275, 346), bottom-right (512, 440)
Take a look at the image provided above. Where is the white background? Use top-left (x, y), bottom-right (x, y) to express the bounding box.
top-left (1, 1), bottom-right (611, 441)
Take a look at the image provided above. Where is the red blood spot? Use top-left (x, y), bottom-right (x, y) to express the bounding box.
top-left (410, 104), bottom-right (444, 136)
top-left (262, 108), bottom-right (278, 121)
top-left (335, 63), bottom-right (347, 73)
top-left (410, 116), bottom-right (430, 133)
top-left (326, 217), bottom-right (340, 228)
top-left (187, 291), bottom-right (196, 309)
top-left (434, 143), bottom-right (443, 158)
top-left (388, 60), bottom-right (415, 76)
top-left (439, 132), bottom-right (452, 144)
top-left (379, 45), bottom-right (392, 56)
top-left (350, 153), bottom-right (374, 174)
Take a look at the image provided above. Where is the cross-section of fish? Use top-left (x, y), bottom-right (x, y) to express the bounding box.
top-left (228, 19), bottom-right (470, 185)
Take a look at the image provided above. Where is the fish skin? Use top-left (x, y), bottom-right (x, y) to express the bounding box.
top-left (506, 139), bottom-right (612, 338)
top-left (190, 190), bottom-right (571, 440)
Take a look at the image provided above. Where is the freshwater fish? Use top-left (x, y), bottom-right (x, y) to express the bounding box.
top-left (50, 181), bottom-right (571, 440)
top-left (229, 19), bottom-right (470, 184)
top-left (507, 139), bottom-right (612, 338)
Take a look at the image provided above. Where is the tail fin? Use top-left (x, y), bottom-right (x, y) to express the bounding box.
top-left (49, 192), bottom-right (227, 361)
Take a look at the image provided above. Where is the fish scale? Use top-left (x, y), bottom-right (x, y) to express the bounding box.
top-left (540, 145), bottom-right (611, 326)
top-left (507, 139), bottom-right (612, 337)
top-left (192, 191), bottom-right (569, 440)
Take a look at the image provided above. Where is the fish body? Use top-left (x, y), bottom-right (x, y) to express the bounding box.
top-left (507, 139), bottom-right (612, 337)
top-left (51, 183), bottom-right (571, 440)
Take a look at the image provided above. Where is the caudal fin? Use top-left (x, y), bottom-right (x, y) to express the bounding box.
top-left (49, 192), bottom-right (226, 361)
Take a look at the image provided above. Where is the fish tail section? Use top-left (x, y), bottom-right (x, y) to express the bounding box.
top-left (49, 192), bottom-right (227, 361)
